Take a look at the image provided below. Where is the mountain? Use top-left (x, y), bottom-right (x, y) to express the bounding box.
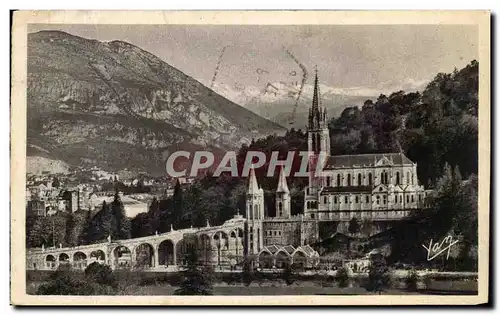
top-left (211, 81), bottom-right (380, 129)
top-left (27, 31), bottom-right (285, 175)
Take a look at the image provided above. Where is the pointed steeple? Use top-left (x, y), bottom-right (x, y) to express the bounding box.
top-left (276, 166), bottom-right (289, 194)
top-left (312, 66), bottom-right (321, 113)
top-left (309, 67), bottom-right (323, 130)
top-left (248, 167), bottom-right (260, 194)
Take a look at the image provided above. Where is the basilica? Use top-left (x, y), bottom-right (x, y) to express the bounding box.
top-left (245, 71), bottom-right (432, 256)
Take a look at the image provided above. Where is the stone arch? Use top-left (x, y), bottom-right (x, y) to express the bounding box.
top-left (46, 254), bottom-right (56, 269)
top-left (158, 239), bottom-right (175, 266)
top-left (214, 231), bottom-right (229, 266)
top-left (198, 234), bottom-right (211, 265)
top-left (292, 250), bottom-right (307, 269)
top-left (113, 245), bottom-right (132, 269)
top-left (89, 249), bottom-right (106, 262)
top-left (135, 243), bottom-right (155, 268)
top-left (275, 250), bottom-right (290, 268)
top-left (258, 250), bottom-right (273, 269)
top-left (73, 252), bottom-right (87, 270)
top-left (58, 253), bottom-right (70, 263)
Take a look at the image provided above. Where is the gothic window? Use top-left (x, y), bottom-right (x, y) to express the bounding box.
top-left (337, 174), bottom-right (341, 187)
top-left (396, 172), bottom-right (400, 185)
top-left (366, 195), bottom-right (369, 203)
top-left (385, 172), bottom-right (389, 184)
top-left (323, 196), bottom-right (327, 204)
top-left (419, 194), bottom-right (422, 201)
top-left (376, 195), bottom-right (380, 205)
top-left (383, 195), bottom-right (387, 204)
top-left (326, 176), bottom-right (331, 186)
top-left (254, 204), bottom-right (259, 219)
top-left (411, 195), bottom-right (414, 202)
top-left (334, 196), bottom-right (338, 204)
top-left (368, 173), bottom-right (373, 186)
top-left (278, 202), bottom-right (283, 216)
top-left (407, 172), bottom-right (410, 184)
top-left (412, 173), bottom-right (414, 185)
top-left (355, 196), bottom-right (359, 203)
top-left (358, 174), bottom-right (362, 186)
top-left (344, 196), bottom-right (348, 203)
top-left (347, 174), bottom-right (351, 186)
top-left (406, 195), bottom-right (410, 203)
top-left (248, 205), bottom-right (252, 220)
top-left (316, 134), bottom-right (321, 152)
top-left (312, 136), bottom-right (316, 153)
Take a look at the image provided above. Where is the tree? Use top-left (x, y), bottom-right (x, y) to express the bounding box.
top-left (174, 247), bottom-right (213, 295)
top-left (84, 262), bottom-right (117, 288)
top-left (348, 217), bottom-right (360, 235)
top-left (148, 197), bottom-right (161, 233)
top-left (242, 256), bottom-right (256, 287)
top-left (360, 219), bottom-right (373, 237)
top-left (110, 192), bottom-right (131, 240)
top-left (335, 266), bottom-right (349, 288)
top-left (405, 269), bottom-right (419, 292)
top-left (282, 264), bottom-right (297, 286)
top-left (52, 177), bottom-right (61, 188)
top-left (366, 253), bottom-right (391, 294)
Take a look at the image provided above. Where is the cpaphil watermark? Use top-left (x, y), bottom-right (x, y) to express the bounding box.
top-left (165, 150), bottom-right (328, 178)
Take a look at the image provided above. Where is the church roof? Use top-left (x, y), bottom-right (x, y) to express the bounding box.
top-left (320, 186), bottom-right (373, 194)
top-left (324, 153), bottom-right (414, 169)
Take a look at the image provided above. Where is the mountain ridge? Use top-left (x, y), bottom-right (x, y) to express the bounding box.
top-left (27, 30), bottom-right (285, 175)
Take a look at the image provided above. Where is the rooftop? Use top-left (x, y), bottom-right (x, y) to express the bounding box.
top-left (324, 153), bottom-right (414, 169)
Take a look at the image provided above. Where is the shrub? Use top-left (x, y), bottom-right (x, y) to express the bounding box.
top-left (174, 248), bottom-right (213, 295)
top-left (365, 254), bottom-right (391, 294)
top-left (405, 269), bottom-right (419, 291)
top-left (84, 262), bottom-right (117, 288)
top-left (282, 264), bottom-right (296, 286)
top-left (335, 267), bottom-right (349, 288)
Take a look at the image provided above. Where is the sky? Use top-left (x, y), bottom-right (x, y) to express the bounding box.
top-left (28, 24), bottom-right (478, 96)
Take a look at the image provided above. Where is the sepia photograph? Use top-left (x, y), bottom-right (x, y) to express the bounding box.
top-left (10, 10), bottom-right (490, 305)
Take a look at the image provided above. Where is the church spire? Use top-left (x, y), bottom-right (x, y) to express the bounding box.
top-left (276, 166), bottom-right (289, 194)
top-left (312, 66), bottom-right (321, 113)
top-left (248, 167), bottom-right (260, 194)
top-left (309, 67), bottom-right (323, 130)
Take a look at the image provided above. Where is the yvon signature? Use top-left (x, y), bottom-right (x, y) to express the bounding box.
top-left (422, 235), bottom-right (460, 261)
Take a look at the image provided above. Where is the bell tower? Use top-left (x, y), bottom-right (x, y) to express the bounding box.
top-left (245, 167), bottom-right (264, 255)
top-left (305, 69), bottom-right (330, 216)
top-left (275, 166), bottom-right (291, 219)
top-left (307, 68), bottom-right (330, 156)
